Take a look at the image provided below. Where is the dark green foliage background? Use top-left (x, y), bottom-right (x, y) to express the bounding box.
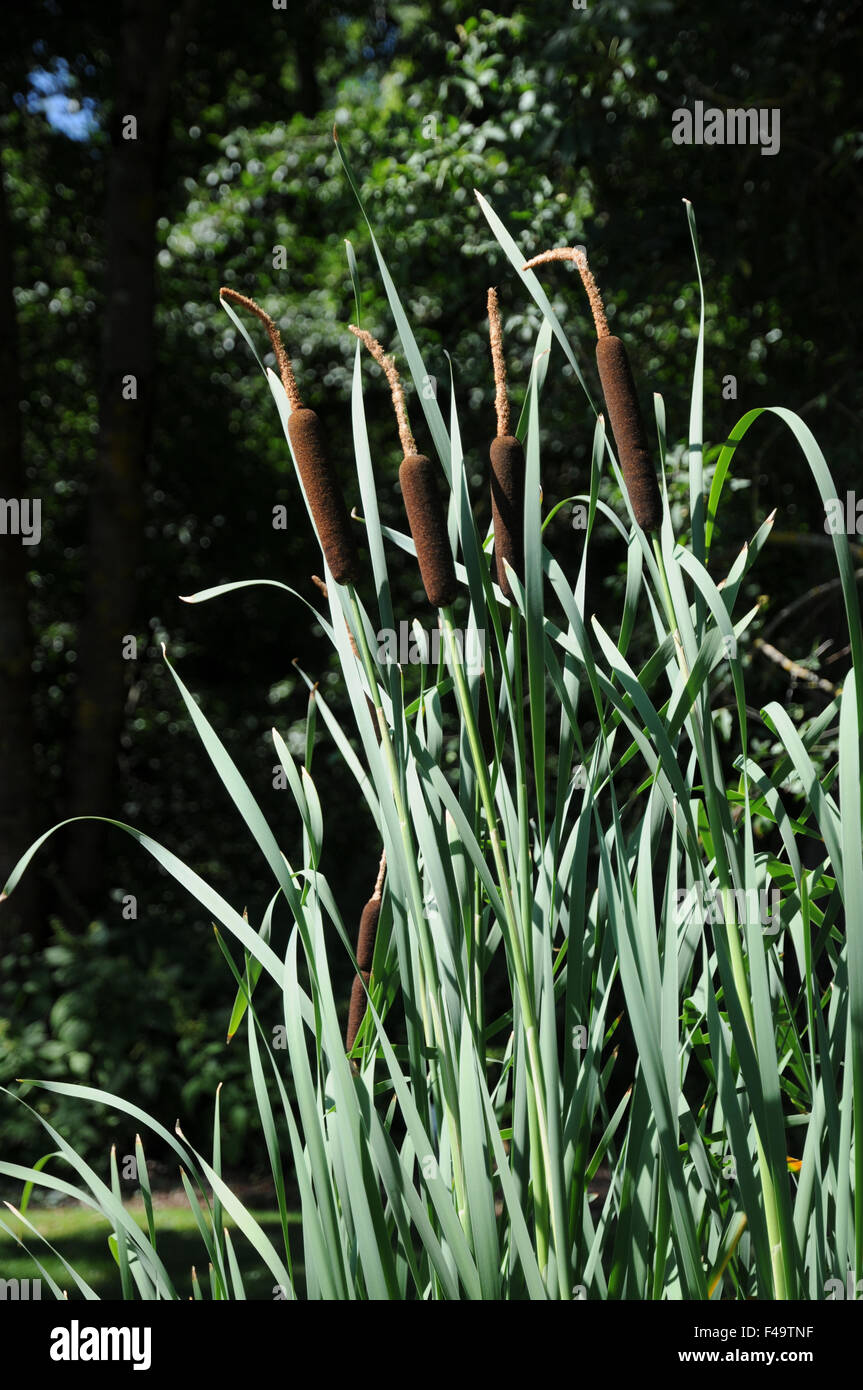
top-left (0, 0), bottom-right (859, 1180)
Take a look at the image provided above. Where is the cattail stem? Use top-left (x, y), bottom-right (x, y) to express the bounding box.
top-left (219, 287), bottom-right (303, 410)
top-left (313, 574), bottom-right (358, 654)
top-left (522, 245), bottom-right (661, 533)
top-left (314, 573), bottom-right (381, 741)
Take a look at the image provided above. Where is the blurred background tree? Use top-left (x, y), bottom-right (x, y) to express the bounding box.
top-left (1, 0), bottom-right (860, 1175)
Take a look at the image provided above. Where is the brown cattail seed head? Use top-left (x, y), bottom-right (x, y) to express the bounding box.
top-left (521, 246), bottom-right (660, 530)
top-left (355, 895), bottom-right (381, 973)
top-left (595, 336), bottom-right (662, 532)
top-left (287, 408), bottom-right (359, 585)
top-left (489, 435), bottom-right (525, 601)
top-left (398, 454), bottom-right (458, 608)
top-left (346, 976), bottom-right (369, 1052)
top-left (345, 881), bottom-right (384, 1051)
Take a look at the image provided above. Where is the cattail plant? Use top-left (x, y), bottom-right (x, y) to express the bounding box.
top-left (7, 177), bottom-right (860, 1311)
top-left (345, 850), bottom-right (386, 1051)
top-left (487, 288), bottom-right (525, 601)
top-left (220, 288), bottom-right (359, 583)
top-left (348, 326), bottom-right (457, 608)
top-left (521, 248), bottom-right (662, 533)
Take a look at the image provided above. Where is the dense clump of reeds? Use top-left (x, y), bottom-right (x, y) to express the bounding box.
top-left (521, 248), bottom-right (662, 532)
top-left (6, 184), bottom-right (859, 1310)
top-left (349, 326), bottom-right (457, 608)
top-left (220, 288), bottom-right (359, 583)
top-left (487, 288), bottom-right (525, 601)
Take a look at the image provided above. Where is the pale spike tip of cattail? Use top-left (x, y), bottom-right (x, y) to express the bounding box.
top-left (218, 286), bottom-right (303, 411)
top-left (486, 289), bottom-right (523, 601)
top-left (348, 325), bottom-right (416, 457)
top-left (487, 287), bottom-right (511, 439)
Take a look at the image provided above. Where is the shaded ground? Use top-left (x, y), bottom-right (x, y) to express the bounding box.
top-left (0, 1188), bottom-right (297, 1301)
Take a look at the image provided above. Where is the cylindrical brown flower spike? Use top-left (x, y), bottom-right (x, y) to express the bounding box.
top-left (345, 851), bottom-right (386, 1052)
top-left (398, 454), bottom-right (458, 607)
top-left (349, 326), bottom-right (458, 608)
top-left (489, 438), bottom-right (525, 600)
top-left (487, 289), bottom-right (525, 600)
top-left (594, 336), bottom-right (661, 533)
top-left (219, 287), bottom-right (359, 584)
top-left (287, 408), bottom-right (359, 584)
top-left (521, 249), bottom-right (662, 533)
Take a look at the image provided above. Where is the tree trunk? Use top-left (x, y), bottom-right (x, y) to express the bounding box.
top-left (64, 0), bottom-right (195, 914)
top-left (0, 157), bottom-right (40, 946)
